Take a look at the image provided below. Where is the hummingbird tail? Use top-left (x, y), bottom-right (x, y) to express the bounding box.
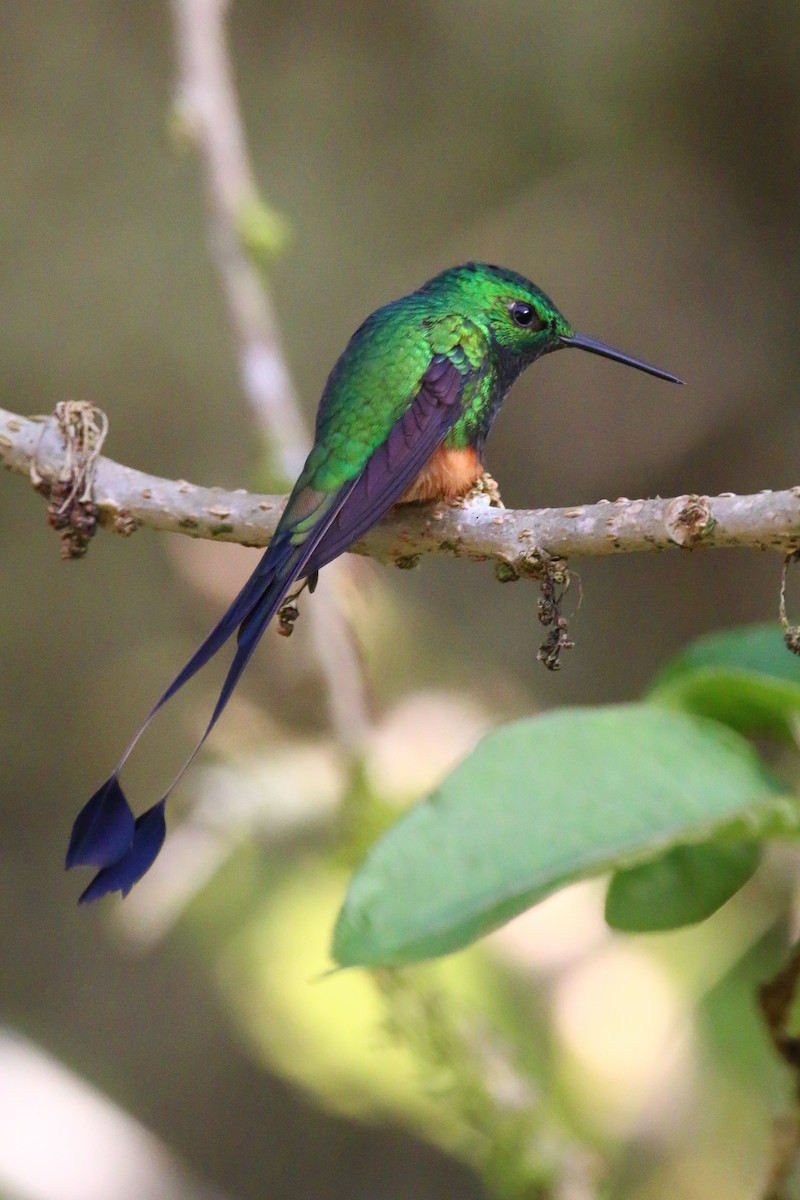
top-left (64, 552), bottom-right (300, 900)
top-left (65, 481), bottom-right (361, 902)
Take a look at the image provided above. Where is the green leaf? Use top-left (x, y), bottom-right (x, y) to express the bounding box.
top-left (332, 705), bottom-right (783, 968)
top-left (650, 624), bottom-right (800, 738)
top-left (655, 624), bottom-right (799, 685)
top-left (605, 841), bottom-right (761, 932)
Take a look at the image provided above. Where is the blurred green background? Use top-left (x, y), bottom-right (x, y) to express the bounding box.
top-left (2, 3), bottom-right (800, 1198)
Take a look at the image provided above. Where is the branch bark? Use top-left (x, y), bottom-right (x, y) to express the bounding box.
top-left (5, 404), bottom-right (800, 568)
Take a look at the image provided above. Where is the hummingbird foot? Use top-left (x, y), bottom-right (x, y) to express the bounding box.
top-left (459, 470), bottom-right (505, 509)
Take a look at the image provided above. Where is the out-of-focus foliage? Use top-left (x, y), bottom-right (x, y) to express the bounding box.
top-left (650, 623), bottom-right (800, 737)
top-left (334, 705), bottom-right (785, 965)
top-left (4, 3), bottom-right (800, 1200)
top-left (335, 626), bottom-right (800, 967)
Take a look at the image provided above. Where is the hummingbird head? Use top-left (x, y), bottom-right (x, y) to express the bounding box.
top-left (434, 263), bottom-right (683, 385)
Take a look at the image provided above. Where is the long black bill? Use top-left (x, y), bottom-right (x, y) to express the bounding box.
top-left (562, 332), bottom-right (684, 385)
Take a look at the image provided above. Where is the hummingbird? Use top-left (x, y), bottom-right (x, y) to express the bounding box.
top-left (66, 262), bottom-right (682, 902)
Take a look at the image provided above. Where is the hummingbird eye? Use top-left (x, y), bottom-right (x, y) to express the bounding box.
top-left (509, 300), bottom-right (543, 330)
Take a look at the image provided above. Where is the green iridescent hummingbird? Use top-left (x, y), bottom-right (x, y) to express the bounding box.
top-left (66, 262), bottom-right (683, 901)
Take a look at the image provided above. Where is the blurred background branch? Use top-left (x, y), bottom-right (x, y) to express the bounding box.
top-left (171, 0), bottom-right (304, 476)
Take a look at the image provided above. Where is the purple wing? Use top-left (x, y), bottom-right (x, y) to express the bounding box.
top-left (305, 355), bottom-right (465, 572)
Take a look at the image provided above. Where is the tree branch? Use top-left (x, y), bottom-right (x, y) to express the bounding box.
top-left (5, 405), bottom-right (800, 568)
